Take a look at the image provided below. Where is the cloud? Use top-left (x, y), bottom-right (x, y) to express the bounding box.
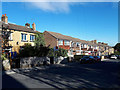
top-left (3, 0), bottom-right (120, 2)
top-left (2, 0), bottom-right (119, 13)
top-left (26, 2), bottom-right (72, 13)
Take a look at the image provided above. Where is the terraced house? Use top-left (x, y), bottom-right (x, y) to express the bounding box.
top-left (44, 31), bottom-right (114, 56)
top-left (1, 14), bottom-right (36, 53)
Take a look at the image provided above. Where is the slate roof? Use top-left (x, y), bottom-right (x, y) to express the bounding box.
top-left (1, 21), bottom-right (36, 33)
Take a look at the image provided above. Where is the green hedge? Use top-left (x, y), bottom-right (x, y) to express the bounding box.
top-left (19, 44), bottom-right (68, 57)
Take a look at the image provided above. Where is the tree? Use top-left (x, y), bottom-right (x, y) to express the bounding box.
top-left (1, 25), bottom-right (11, 53)
top-left (114, 43), bottom-right (120, 52)
top-left (34, 32), bottom-right (45, 47)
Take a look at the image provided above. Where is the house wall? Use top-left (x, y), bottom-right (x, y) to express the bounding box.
top-left (58, 40), bottom-right (70, 50)
top-left (43, 31), bottom-right (57, 48)
top-left (8, 29), bottom-right (35, 53)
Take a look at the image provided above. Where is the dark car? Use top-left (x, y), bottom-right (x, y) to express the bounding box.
top-left (81, 56), bottom-right (95, 64)
top-left (94, 56), bottom-right (101, 62)
top-left (116, 55), bottom-right (120, 59)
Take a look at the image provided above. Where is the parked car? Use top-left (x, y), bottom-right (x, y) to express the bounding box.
top-left (80, 56), bottom-right (95, 64)
top-left (116, 55), bottom-right (120, 59)
top-left (93, 56), bottom-right (101, 62)
top-left (110, 55), bottom-right (117, 59)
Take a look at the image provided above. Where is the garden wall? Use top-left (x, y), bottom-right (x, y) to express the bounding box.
top-left (20, 56), bottom-right (68, 68)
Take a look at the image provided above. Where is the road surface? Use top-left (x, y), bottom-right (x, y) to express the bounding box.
top-left (2, 59), bottom-right (120, 89)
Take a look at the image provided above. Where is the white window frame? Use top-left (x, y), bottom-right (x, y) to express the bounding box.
top-left (9, 33), bottom-right (13, 40)
top-left (81, 44), bottom-right (84, 48)
top-left (58, 40), bottom-right (63, 45)
top-left (30, 35), bottom-right (35, 41)
top-left (64, 40), bottom-right (70, 46)
top-left (76, 42), bottom-right (79, 47)
top-left (84, 44), bottom-right (87, 48)
top-left (21, 33), bottom-right (27, 41)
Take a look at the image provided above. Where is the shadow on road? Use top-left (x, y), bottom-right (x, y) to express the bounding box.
top-left (2, 72), bottom-right (28, 89)
top-left (10, 61), bottom-right (120, 88)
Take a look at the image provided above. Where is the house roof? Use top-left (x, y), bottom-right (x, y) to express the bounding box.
top-left (45, 31), bottom-right (110, 47)
top-left (1, 21), bottom-right (36, 33)
top-left (46, 31), bottom-right (87, 43)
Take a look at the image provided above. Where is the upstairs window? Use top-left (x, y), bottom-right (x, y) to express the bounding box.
top-left (81, 44), bottom-right (84, 48)
top-left (94, 46), bottom-right (98, 49)
top-left (21, 33), bottom-right (27, 41)
top-left (30, 35), bottom-right (35, 41)
top-left (76, 42), bottom-right (79, 47)
top-left (64, 40), bottom-right (70, 46)
top-left (84, 44), bottom-right (87, 48)
top-left (58, 40), bottom-right (63, 45)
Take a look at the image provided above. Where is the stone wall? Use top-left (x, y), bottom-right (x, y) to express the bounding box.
top-left (20, 57), bottom-right (50, 68)
top-left (3, 60), bottom-right (11, 70)
top-left (20, 56), bottom-right (68, 68)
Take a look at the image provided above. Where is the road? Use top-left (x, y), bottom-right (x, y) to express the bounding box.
top-left (2, 59), bottom-right (120, 89)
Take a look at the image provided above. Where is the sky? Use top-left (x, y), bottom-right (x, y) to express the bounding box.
top-left (2, 2), bottom-right (118, 46)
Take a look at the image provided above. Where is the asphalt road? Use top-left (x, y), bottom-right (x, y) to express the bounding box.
top-left (2, 59), bottom-right (120, 89)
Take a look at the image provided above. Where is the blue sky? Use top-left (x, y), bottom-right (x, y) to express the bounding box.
top-left (2, 2), bottom-right (118, 46)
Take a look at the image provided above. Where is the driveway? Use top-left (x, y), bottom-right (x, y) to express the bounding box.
top-left (2, 59), bottom-right (120, 89)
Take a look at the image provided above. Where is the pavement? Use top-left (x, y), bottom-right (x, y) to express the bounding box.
top-left (2, 59), bottom-right (120, 89)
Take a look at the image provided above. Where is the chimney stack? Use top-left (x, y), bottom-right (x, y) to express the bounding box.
top-left (1, 14), bottom-right (8, 24)
top-left (94, 40), bottom-right (97, 44)
top-left (98, 42), bottom-right (101, 44)
top-left (25, 23), bottom-right (30, 28)
top-left (32, 23), bottom-right (36, 31)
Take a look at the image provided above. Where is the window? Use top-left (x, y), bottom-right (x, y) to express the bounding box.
top-left (81, 44), bottom-right (84, 48)
top-left (64, 40), bottom-right (70, 46)
top-left (84, 44), bottom-right (87, 48)
top-left (58, 40), bottom-right (63, 45)
top-left (9, 33), bottom-right (13, 40)
top-left (94, 46), bottom-right (98, 49)
top-left (76, 42), bottom-right (79, 47)
top-left (30, 35), bottom-right (35, 41)
top-left (21, 33), bottom-right (27, 41)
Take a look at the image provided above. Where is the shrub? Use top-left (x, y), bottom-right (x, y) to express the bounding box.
top-left (19, 44), bottom-right (50, 57)
top-left (19, 44), bottom-right (68, 58)
top-left (1, 53), bottom-right (7, 60)
top-left (47, 48), bottom-right (68, 57)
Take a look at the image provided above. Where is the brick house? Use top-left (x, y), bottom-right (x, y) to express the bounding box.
top-left (44, 31), bottom-right (114, 56)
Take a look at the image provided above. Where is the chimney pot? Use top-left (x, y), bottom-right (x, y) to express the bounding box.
top-left (1, 14), bottom-right (8, 24)
top-left (32, 23), bottom-right (36, 31)
top-left (25, 23), bottom-right (30, 27)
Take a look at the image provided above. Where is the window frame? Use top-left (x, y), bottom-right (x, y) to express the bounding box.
top-left (64, 40), bottom-right (70, 46)
top-left (30, 35), bottom-right (35, 41)
top-left (21, 33), bottom-right (27, 41)
top-left (58, 40), bottom-right (63, 45)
